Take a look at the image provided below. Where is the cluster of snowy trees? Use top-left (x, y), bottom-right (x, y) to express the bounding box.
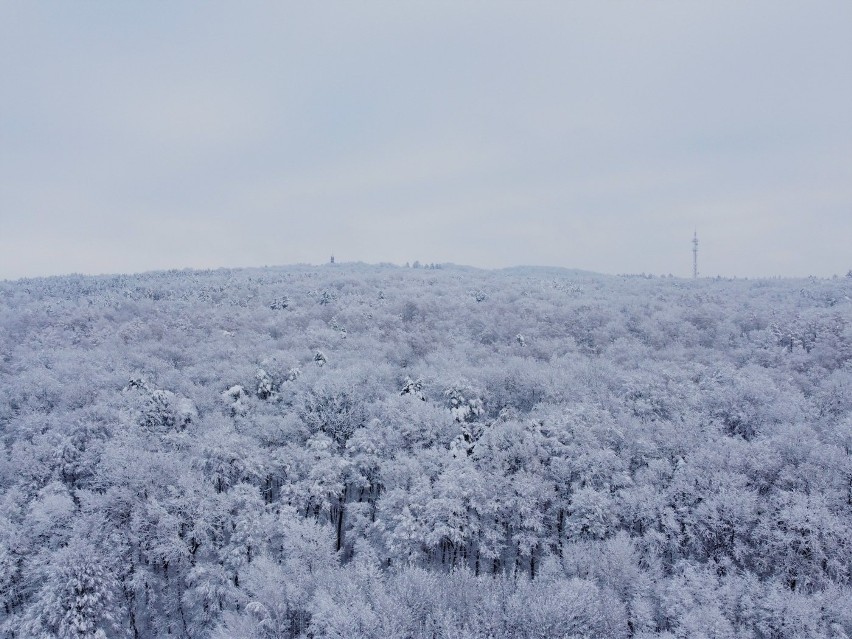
top-left (1, 263), bottom-right (851, 638)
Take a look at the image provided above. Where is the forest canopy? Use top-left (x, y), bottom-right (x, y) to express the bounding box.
top-left (1, 263), bottom-right (851, 638)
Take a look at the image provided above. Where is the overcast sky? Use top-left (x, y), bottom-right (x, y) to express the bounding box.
top-left (1, 2), bottom-right (850, 280)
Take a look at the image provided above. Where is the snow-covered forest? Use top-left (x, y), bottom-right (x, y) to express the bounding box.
top-left (1, 263), bottom-right (851, 638)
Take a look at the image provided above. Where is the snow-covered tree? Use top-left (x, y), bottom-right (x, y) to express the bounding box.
top-left (19, 540), bottom-right (121, 639)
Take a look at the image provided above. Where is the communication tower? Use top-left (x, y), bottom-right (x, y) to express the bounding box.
top-left (692, 231), bottom-right (699, 278)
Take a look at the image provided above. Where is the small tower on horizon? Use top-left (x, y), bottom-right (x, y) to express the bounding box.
top-left (692, 231), bottom-right (699, 279)
top-left (330, 254), bottom-right (335, 265)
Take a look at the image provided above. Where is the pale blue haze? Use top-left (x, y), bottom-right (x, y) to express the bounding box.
top-left (1, 1), bottom-right (850, 279)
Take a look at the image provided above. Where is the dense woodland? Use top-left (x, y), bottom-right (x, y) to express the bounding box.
top-left (1, 263), bottom-right (851, 638)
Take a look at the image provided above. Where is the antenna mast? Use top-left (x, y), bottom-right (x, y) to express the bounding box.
top-left (692, 231), bottom-right (699, 278)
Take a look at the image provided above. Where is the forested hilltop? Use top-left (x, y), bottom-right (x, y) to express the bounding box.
top-left (1, 263), bottom-right (851, 639)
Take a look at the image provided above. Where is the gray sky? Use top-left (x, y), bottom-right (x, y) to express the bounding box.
top-left (2, 1), bottom-right (851, 280)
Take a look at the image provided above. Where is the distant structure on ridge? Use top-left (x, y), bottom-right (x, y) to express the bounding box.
top-left (692, 231), bottom-right (699, 278)
top-left (330, 254), bottom-right (335, 264)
